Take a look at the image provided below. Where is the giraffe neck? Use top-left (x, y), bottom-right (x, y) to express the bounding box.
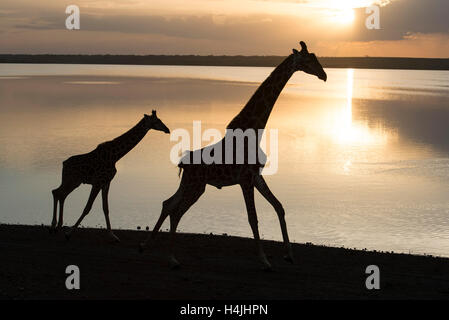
top-left (226, 54), bottom-right (295, 131)
top-left (108, 117), bottom-right (149, 162)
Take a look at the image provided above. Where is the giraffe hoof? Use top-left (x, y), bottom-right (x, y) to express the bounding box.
top-left (169, 256), bottom-right (181, 270)
top-left (170, 262), bottom-right (181, 270)
top-left (108, 233), bottom-right (120, 243)
top-left (283, 255), bottom-right (295, 264)
top-left (262, 264), bottom-right (273, 272)
top-left (260, 257), bottom-right (273, 272)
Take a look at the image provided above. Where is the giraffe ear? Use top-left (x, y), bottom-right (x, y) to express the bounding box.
top-left (292, 48), bottom-right (299, 54)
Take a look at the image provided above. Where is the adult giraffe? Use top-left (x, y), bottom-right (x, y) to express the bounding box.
top-left (50, 111), bottom-right (170, 242)
top-left (140, 42), bottom-right (327, 270)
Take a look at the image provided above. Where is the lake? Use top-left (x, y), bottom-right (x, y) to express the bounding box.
top-left (1, 63), bottom-right (449, 256)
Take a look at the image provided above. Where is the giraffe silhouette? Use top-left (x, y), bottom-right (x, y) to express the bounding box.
top-left (50, 110), bottom-right (170, 242)
top-left (140, 42), bottom-right (327, 270)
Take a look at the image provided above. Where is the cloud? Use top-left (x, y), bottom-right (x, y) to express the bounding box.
top-left (316, 32), bottom-right (449, 58)
top-left (0, 0), bottom-right (447, 57)
top-left (350, 0), bottom-right (449, 41)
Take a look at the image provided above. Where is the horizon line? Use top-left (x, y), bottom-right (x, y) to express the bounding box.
top-left (1, 53), bottom-right (448, 60)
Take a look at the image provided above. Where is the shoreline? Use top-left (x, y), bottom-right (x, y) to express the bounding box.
top-left (1, 224), bottom-right (449, 299)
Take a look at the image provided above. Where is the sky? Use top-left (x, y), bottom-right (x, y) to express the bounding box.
top-left (0, 0), bottom-right (448, 57)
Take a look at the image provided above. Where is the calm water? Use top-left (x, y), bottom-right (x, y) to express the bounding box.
top-left (1, 64), bottom-right (449, 256)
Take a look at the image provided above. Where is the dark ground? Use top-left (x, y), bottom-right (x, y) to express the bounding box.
top-left (1, 224), bottom-right (448, 300)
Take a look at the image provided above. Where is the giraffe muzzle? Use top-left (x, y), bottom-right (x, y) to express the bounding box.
top-left (318, 70), bottom-right (327, 82)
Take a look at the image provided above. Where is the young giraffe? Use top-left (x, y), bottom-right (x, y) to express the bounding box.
top-left (140, 42), bottom-right (327, 270)
top-left (50, 110), bottom-right (170, 242)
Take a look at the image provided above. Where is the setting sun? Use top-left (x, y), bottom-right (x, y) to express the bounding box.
top-left (334, 8), bottom-right (356, 24)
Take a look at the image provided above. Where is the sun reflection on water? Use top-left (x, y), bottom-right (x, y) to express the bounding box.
top-left (326, 69), bottom-right (395, 174)
top-left (331, 69), bottom-right (390, 147)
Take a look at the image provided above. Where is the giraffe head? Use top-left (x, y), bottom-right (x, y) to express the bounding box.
top-left (292, 41), bottom-right (327, 82)
top-left (144, 110), bottom-right (170, 134)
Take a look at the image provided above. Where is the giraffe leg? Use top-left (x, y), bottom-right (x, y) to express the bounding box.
top-left (50, 188), bottom-right (59, 233)
top-left (65, 185), bottom-right (100, 240)
top-left (56, 182), bottom-right (79, 232)
top-left (57, 198), bottom-right (65, 230)
top-left (168, 213), bottom-right (181, 269)
top-left (140, 187), bottom-right (183, 252)
top-left (102, 182), bottom-right (120, 243)
top-left (241, 182), bottom-right (272, 271)
top-left (254, 175), bottom-right (294, 263)
top-left (49, 178), bottom-right (80, 234)
top-left (167, 184), bottom-right (205, 269)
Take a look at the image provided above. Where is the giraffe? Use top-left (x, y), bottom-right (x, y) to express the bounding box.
top-left (50, 110), bottom-right (170, 242)
top-left (140, 41), bottom-right (327, 270)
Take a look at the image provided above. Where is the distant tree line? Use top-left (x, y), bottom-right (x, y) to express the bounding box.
top-left (1, 54), bottom-right (448, 70)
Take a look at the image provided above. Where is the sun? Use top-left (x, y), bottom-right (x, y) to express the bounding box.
top-left (334, 8), bottom-right (355, 24)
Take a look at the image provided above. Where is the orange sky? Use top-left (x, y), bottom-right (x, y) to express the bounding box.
top-left (0, 0), bottom-right (448, 57)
